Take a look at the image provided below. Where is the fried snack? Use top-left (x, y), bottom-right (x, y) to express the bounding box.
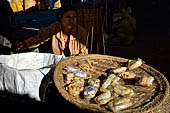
top-left (77, 59), bottom-right (93, 72)
top-left (128, 58), bottom-right (143, 70)
top-left (88, 79), bottom-right (100, 87)
top-left (65, 72), bottom-right (74, 84)
top-left (66, 75), bottom-right (85, 97)
top-left (113, 84), bottom-right (134, 97)
top-left (78, 63), bottom-right (90, 72)
top-left (108, 97), bottom-right (132, 112)
top-left (112, 67), bottom-right (127, 74)
top-left (72, 76), bottom-right (85, 85)
top-left (139, 75), bottom-right (154, 87)
top-left (118, 71), bottom-right (136, 79)
top-left (68, 83), bottom-right (84, 97)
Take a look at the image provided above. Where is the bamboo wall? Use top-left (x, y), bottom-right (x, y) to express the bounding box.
top-left (76, 6), bottom-right (102, 53)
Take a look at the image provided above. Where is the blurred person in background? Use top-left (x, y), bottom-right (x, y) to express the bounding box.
top-left (49, 0), bottom-right (54, 9)
top-left (105, 8), bottom-right (136, 46)
top-left (45, 0), bottom-right (54, 9)
top-left (0, 0), bottom-right (16, 54)
top-left (0, 0), bottom-right (15, 43)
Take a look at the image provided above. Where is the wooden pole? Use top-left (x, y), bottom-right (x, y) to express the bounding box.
top-left (90, 26), bottom-right (94, 54)
top-left (23, 0), bottom-right (25, 11)
top-left (105, 0), bottom-right (107, 32)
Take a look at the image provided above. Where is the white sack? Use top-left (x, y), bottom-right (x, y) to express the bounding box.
top-left (0, 52), bottom-right (66, 101)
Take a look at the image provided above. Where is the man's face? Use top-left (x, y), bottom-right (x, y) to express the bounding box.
top-left (61, 10), bottom-right (77, 29)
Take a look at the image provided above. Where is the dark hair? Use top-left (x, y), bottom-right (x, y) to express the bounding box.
top-left (56, 6), bottom-right (77, 19)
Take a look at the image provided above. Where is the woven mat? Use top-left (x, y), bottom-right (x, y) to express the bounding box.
top-left (160, 95), bottom-right (170, 113)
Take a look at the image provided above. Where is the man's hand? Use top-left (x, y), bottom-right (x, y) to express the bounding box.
top-left (13, 40), bottom-right (26, 51)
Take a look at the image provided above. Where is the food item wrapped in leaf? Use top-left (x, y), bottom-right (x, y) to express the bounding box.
top-left (108, 97), bottom-right (133, 112)
top-left (110, 76), bottom-right (121, 86)
top-left (128, 58), bottom-right (143, 70)
top-left (113, 84), bottom-right (134, 97)
top-left (118, 71), bottom-right (136, 79)
top-left (94, 89), bottom-right (112, 105)
top-left (100, 74), bottom-right (117, 90)
top-left (112, 67), bottom-right (127, 74)
top-left (139, 75), bottom-right (155, 87)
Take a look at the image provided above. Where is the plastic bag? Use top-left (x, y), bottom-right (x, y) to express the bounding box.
top-left (0, 52), bottom-right (66, 101)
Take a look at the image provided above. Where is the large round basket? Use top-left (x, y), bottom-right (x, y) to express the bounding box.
top-left (53, 54), bottom-right (169, 113)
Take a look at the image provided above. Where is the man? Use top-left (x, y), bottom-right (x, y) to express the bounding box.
top-left (14, 6), bottom-right (88, 57)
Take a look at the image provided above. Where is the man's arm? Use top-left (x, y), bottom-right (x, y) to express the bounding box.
top-left (24, 23), bottom-right (61, 48)
top-left (14, 22), bottom-right (61, 50)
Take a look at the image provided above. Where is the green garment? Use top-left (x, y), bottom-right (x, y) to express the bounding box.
top-left (108, 9), bottom-right (136, 46)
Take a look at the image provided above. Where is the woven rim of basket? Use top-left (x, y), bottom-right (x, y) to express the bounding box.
top-left (159, 95), bottom-right (170, 113)
top-left (53, 54), bottom-right (169, 113)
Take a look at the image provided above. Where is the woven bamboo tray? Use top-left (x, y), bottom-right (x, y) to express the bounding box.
top-left (160, 95), bottom-right (170, 113)
top-left (53, 54), bottom-right (169, 113)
